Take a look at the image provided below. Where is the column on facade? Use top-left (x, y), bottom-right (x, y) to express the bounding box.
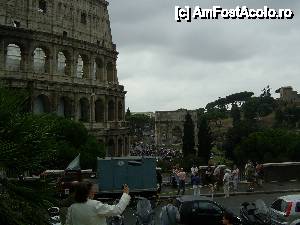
top-left (74, 94), bottom-right (80, 121)
top-left (103, 58), bottom-right (108, 83)
top-left (23, 44), bottom-right (33, 72)
top-left (51, 47), bottom-right (58, 77)
top-left (72, 51), bottom-right (78, 78)
top-left (90, 93), bottom-right (96, 123)
top-left (87, 54), bottom-right (93, 80)
top-left (48, 47), bottom-right (55, 77)
top-left (113, 63), bottom-right (118, 84)
top-left (114, 96), bottom-right (118, 122)
top-left (101, 56), bottom-right (106, 82)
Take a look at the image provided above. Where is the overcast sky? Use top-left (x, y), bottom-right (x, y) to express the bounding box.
top-left (108, 0), bottom-right (300, 112)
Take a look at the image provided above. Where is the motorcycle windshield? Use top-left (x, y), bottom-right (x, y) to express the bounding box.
top-left (254, 199), bottom-right (269, 215)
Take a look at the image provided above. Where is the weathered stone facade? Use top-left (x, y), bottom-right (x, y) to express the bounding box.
top-left (276, 86), bottom-right (300, 106)
top-left (155, 109), bottom-right (198, 146)
top-left (0, 0), bottom-right (129, 156)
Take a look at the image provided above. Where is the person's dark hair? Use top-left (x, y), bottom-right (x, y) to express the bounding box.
top-left (74, 180), bottom-right (93, 203)
top-left (223, 211), bottom-right (235, 224)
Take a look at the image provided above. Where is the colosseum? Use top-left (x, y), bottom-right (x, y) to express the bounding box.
top-left (0, 0), bottom-right (129, 156)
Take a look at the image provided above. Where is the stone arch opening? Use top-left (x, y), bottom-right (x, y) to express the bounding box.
top-left (93, 58), bottom-right (104, 81)
top-left (33, 47), bottom-right (50, 73)
top-left (107, 139), bottom-right (115, 157)
top-left (57, 97), bottom-right (72, 118)
top-left (76, 54), bottom-right (89, 78)
top-left (118, 101), bottom-right (123, 121)
top-left (108, 100), bottom-right (115, 121)
top-left (172, 126), bottom-right (182, 144)
top-left (57, 51), bottom-right (71, 76)
top-left (5, 44), bottom-right (22, 71)
top-left (95, 99), bottom-right (105, 123)
top-left (33, 94), bottom-right (51, 114)
top-left (38, 0), bottom-right (47, 13)
top-left (79, 98), bottom-right (89, 122)
top-left (106, 62), bottom-right (114, 82)
top-left (118, 138), bottom-right (123, 157)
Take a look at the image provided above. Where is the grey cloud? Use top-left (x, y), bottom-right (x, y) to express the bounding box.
top-left (109, 0), bottom-right (300, 111)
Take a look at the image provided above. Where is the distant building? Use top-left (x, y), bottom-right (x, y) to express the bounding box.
top-left (131, 112), bottom-right (155, 118)
top-left (155, 109), bottom-right (199, 146)
top-left (276, 86), bottom-right (300, 106)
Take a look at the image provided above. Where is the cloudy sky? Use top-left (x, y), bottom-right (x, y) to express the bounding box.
top-left (108, 0), bottom-right (300, 112)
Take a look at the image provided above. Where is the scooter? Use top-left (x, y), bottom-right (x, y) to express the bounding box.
top-left (48, 207), bottom-right (61, 225)
top-left (240, 199), bottom-right (271, 225)
top-left (135, 197), bottom-right (155, 225)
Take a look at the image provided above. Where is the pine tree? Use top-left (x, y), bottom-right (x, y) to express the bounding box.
top-left (197, 116), bottom-right (213, 164)
top-left (182, 113), bottom-right (195, 157)
top-left (231, 104), bottom-right (241, 126)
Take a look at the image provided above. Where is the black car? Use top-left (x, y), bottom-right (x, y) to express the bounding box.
top-left (176, 195), bottom-right (241, 225)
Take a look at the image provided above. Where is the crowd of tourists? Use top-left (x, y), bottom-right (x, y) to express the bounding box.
top-left (129, 142), bottom-right (180, 160)
top-left (170, 160), bottom-right (264, 198)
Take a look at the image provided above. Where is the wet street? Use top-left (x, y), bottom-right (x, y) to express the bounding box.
top-left (122, 191), bottom-right (300, 224)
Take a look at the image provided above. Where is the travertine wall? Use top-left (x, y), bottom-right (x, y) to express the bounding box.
top-left (0, 0), bottom-right (129, 156)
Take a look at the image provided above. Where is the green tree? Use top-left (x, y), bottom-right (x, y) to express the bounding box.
top-left (182, 113), bottom-right (195, 157)
top-left (234, 129), bottom-right (300, 164)
top-left (0, 87), bottom-right (107, 224)
top-left (223, 120), bottom-right (259, 163)
top-left (230, 104), bottom-right (241, 126)
top-left (197, 116), bottom-right (214, 164)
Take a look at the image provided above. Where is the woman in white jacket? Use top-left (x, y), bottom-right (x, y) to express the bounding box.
top-left (66, 180), bottom-right (131, 225)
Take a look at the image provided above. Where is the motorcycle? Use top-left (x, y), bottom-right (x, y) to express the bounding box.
top-left (240, 199), bottom-right (271, 225)
top-left (48, 207), bottom-right (61, 225)
top-left (135, 197), bottom-right (155, 225)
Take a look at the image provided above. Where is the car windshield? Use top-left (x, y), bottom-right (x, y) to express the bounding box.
top-left (254, 199), bottom-right (269, 215)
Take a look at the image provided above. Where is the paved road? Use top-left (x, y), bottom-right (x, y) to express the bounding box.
top-left (123, 191), bottom-right (300, 225)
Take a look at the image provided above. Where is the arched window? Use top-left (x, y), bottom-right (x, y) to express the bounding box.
top-left (172, 126), bottom-right (182, 144)
top-left (57, 97), bottom-right (72, 118)
top-left (95, 99), bottom-right (104, 122)
top-left (76, 55), bottom-right (84, 78)
top-left (6, 44), bottom-right (21, 70)
top-left (79, 98), bottom-right (89, 122)
top-left (118, 101), bottom-right (123, 121)
top-left (33, 48), bottom-right (47, 73)
top-left (38, 0), bottom-right (47, 13)
top-left (33, 95), bottom-right (50, 114)
top-left (118, 138), bottom-right (123, 157)
top-left (107, 62), bottom-right (113, 82)
top-left (108, 100), bottom-right (115, 121)
top-left (107, 139), bottom-right (115, 157)
top-left (57, 52), bottom-right (67, 75)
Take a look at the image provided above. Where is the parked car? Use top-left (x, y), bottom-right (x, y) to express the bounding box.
top-left (269, 194), bottom-right (300, 225)
top-left (240, 199), bottom-right (271, 225)
top-left (175, 195), bottom-right (241, 225)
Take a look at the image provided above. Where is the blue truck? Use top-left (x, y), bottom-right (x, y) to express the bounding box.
top-left (97, 156), bottom-right (158, 197)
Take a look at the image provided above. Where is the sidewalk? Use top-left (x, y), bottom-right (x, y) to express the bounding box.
top-left (159, 180), bottom-right (300, 198)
